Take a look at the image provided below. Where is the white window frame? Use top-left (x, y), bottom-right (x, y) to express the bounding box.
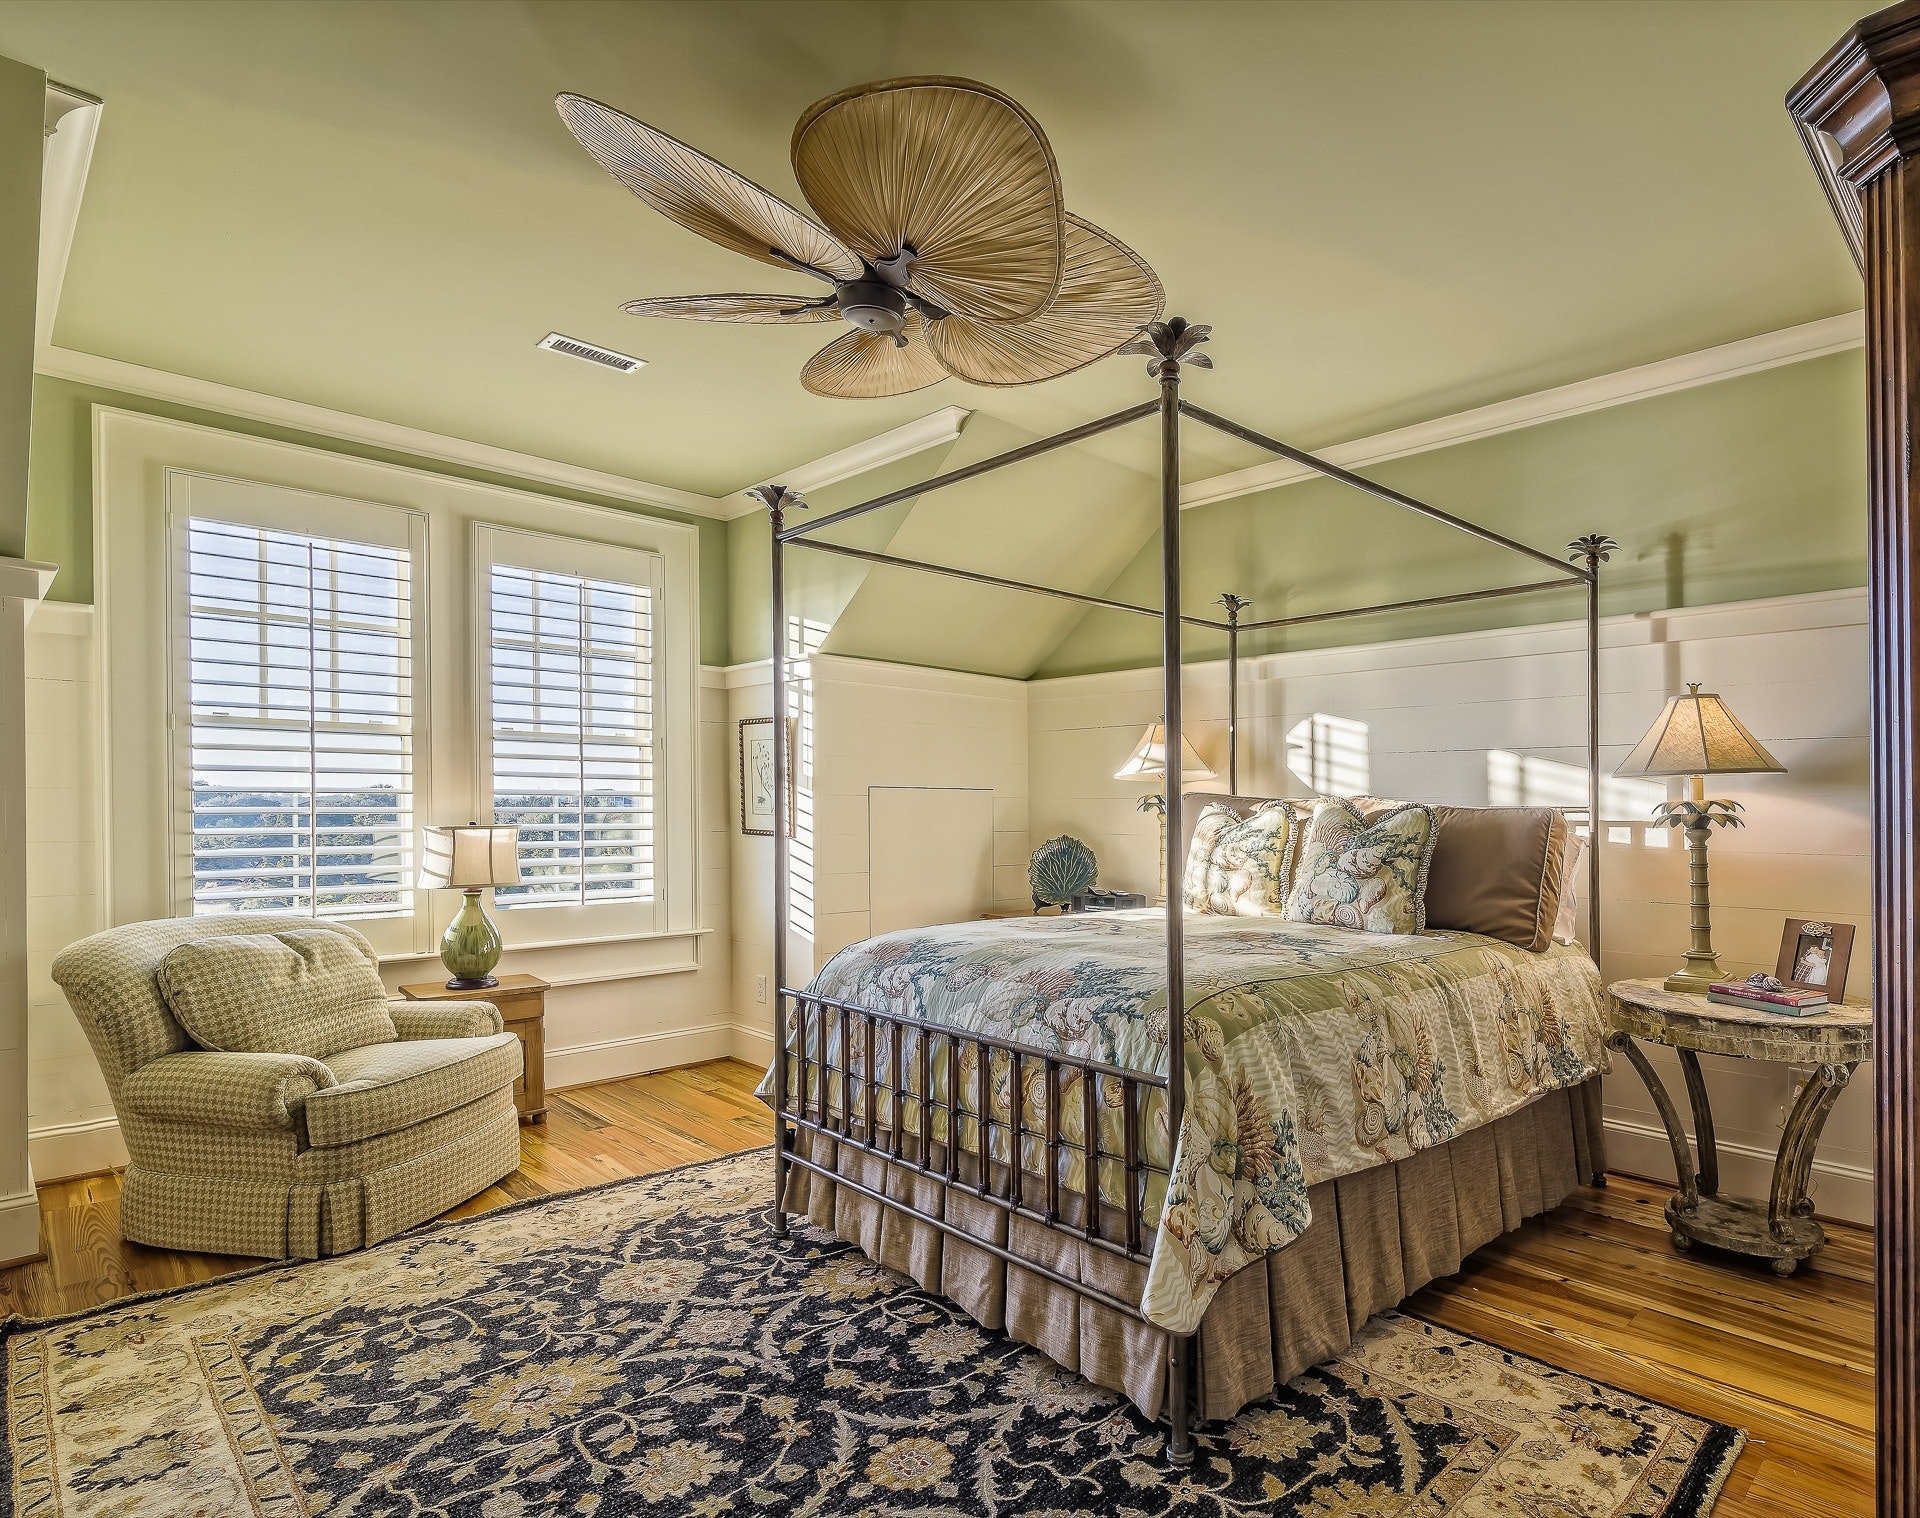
top-left (472, 523), bottom-right (668, 940)
top-left (164, 472), bottom-right (431, 957)
top-left (97, 409), bottom-right (704, 971)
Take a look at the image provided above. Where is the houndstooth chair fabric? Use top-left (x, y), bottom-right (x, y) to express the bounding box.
top-left (52, 914), bottom-right (522, 1259)
top-left (154, 928), bottom-right (398, 1059)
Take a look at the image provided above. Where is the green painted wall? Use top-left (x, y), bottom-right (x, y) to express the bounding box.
top-left (0, 56), bottom-right (41, 560)
top-left (727, 413), bottom-right (1166, 678)
top-left (25, 375), bottom-right (732, 664)
top-left (1036, 350), bottom-right (1866, 677)
top-left (26, 348), bottom-right (1867, 677)
top-left (726, 443), bottom-right (964, 665)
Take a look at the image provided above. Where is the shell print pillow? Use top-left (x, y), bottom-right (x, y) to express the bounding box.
top-left (1181, 801), bottom-right (1296, 916)
top-left (1282, 798), bottom-right (1439, 934)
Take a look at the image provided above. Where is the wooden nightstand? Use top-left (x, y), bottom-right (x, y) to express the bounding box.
top-left (400, 973), bottom-right (548, 1124)
top-left (1606, 977), bottom-right (1871, 1275)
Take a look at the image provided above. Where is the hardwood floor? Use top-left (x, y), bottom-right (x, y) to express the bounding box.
top-left (1, 1059), bottom-right (1871, 1514)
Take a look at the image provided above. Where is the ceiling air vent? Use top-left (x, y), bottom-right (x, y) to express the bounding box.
top-left (537, 332), bottom-right (646, 374)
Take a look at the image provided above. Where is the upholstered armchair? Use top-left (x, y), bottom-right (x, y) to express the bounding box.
top-left (51, 913), bottom-right (523, 1259)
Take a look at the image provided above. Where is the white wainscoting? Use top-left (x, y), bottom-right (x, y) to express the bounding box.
top-left (725, 654), bottom-right (1030, 1067)
top-left (22, 601), bottom-right (109, 1180)
top-left (1027, 588), bottom-right (1873, 1224)
top-left (21, 604), bottom-right (738, 1181)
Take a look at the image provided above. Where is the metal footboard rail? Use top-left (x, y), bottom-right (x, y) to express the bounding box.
top-left (771, 987), bottom-right (1170, 1266)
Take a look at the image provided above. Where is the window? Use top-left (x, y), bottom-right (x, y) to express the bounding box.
top-left (169, 474), bottom-right (426, 952)
top-left (476, 525), bottom-right (665, 934)
top-left (122, 420), bottom-right (701, 960)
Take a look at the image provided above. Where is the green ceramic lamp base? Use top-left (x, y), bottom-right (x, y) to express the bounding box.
top-left (440, 888), bottom-right (504, 991)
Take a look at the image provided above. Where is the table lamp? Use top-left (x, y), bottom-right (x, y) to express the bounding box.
top-left (1115, 721), bottom-right (1217, 900)
top-left (1614, 684), bottom-right (1785, 993)
top-left (418, 824), bottom-right (523, 989)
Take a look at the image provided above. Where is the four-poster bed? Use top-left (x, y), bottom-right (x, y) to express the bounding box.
top-left (757, 318), bottom-right (1616, 1462)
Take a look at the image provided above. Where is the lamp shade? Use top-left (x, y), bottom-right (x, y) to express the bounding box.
top-left (1615, 684), bottom-right (1786, 778)
top-left (418, 825), bottom-right (523, 890)
top-left (1113, 722), bottom-right (1217, 782)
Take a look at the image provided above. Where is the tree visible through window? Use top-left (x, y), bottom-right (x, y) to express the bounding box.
top-left (488, 561), bottom-right (655, 906)
top-left (184, 518), bottom-right (414, 916)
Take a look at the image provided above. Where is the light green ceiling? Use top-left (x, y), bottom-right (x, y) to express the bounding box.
top-left (0, 0), bottom-right (1865, 501)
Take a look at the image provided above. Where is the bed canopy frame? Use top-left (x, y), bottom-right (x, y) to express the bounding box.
top-left (757, 316), bottom-right (1614, 1463)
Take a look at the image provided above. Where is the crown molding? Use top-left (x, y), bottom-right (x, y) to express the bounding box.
top-left (720, 406), bottom-right (971, 520)
top-left (1181, 312), bottom-right (1865, 511)
top-left (39, 83), bottom-right (101, 350)
top-left (33, 345), bottom-right (729, 521)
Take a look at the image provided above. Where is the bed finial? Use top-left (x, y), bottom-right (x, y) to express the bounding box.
top-left (1568, 534), bottom-right (1618, 566)
top-left (1121, 317), bottom-right (1212, 379)
top-left (748, 483), bottom-right (809, 521)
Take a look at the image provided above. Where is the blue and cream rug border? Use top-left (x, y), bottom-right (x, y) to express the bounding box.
top-left (3, 1148), bottom-right (1744, 1516)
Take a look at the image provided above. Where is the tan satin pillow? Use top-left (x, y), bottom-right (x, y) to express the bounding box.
top-left (1353, 796), bottom-right (1570, 953)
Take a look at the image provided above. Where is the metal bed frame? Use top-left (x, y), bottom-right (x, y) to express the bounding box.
top-left (756, 318), bottom-right (1615, 1464)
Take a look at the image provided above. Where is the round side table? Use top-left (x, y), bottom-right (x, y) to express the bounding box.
top-left (1606, 977), bottom-right (1871, 1275)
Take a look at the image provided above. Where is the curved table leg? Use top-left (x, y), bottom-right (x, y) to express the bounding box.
top-left (1770, 1063), bottom-right (1855, 1248)
top-left (1677, 1047), bottom-right (1718, 1197)
top-left (1609, 1032), bottom-right (1699, 1228)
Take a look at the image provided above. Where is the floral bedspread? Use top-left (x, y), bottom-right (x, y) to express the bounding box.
top-left (765, 910), bottom-right (1607, 1335)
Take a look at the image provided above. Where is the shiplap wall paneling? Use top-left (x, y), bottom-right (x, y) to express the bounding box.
top-left (1026, 590), bottom-right (1871, 1223)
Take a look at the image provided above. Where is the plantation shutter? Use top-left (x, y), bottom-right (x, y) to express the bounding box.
top-left (172, 478), bottom-right (423, 936)
top-left (478, 525), bottom-right (663, 927)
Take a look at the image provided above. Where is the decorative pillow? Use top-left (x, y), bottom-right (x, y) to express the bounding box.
top-left (1553, 832), bottom-right (1588, 944)
top-left (1352, 796), bottom-right (1572, 953)
top-left (157, 928), bottom-right (397, 1060)
top-left (1282, 799), bottom-right (1439, 935)
top-left (1181, 800), bottom-right (1296, 916)
top-left (1178, 794), bottom-right (1316, 896)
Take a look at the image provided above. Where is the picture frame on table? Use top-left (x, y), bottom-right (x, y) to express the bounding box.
top-left (739, 716), bottom-right (797, 838)
top-left (1775, 918), bottom-right (1853, 1001)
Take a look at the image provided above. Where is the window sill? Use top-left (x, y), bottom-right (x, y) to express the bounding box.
top-left (379, 925), bottom-right (713, 985)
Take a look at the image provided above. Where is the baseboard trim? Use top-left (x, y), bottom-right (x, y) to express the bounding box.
top-left (27, 1114), bottom-right (128, 1184)
top-left (545, 1022), bottom-right (743, 1091)
top-left (1602, 1114), bottom-right (1871, 1227)
top-left (0, 1185), bottom-right (44, 1265)
top-left (729, 1023), bottom-right (775, 1066)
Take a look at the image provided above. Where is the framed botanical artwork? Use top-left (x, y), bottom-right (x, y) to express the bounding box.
top-left (739, 716), bottom-right (796, 837)
top-left (1775, 918), bottom-right (1854, 1001)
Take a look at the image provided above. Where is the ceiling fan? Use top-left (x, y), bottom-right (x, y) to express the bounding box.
top-left (555, 76), bottom-right (1164, 399)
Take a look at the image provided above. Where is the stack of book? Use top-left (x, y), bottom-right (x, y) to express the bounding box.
top-left (1707, 980), bottom-right (1829, 1015)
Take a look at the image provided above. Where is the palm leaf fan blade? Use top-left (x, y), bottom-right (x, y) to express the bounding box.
top-left (622, 293), bottom-right (840, 324)
top-left (801, 311), bottom-right (947, 398)
top-left (557, 94), bottom-right (863, 282)
top-left (927, 216), bottom-right (1164, 386)
top-left (791, 77), bottom-right (1065, 322)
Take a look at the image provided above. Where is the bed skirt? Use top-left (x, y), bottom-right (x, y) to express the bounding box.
top-left (782, 1075), bottom-right (1606, 1422)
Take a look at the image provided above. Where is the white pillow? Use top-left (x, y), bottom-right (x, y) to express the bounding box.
top-left (1553, 833), bottom-right (1588, 944)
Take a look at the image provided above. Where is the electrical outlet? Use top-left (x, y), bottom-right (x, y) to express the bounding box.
top-left (754, 974), bottom-right (768, 1004)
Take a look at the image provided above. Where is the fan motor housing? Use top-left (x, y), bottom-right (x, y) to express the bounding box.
top-left (835, 279), bottom-right (907, 337)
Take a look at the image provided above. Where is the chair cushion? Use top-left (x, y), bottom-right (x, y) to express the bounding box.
top-left (157, 929), bottom-right (396, 1060)
top-left (305, 1034), bottom-right (522, 1148)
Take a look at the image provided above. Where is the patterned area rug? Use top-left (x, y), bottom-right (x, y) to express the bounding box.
top-left (3, 1150), bottom-right (1741, 1517)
